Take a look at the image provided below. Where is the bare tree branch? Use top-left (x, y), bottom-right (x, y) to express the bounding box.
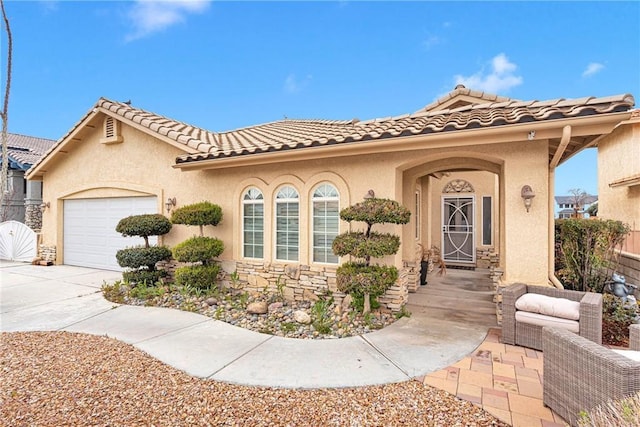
top-left (0, 0), bottom-right (13, 209)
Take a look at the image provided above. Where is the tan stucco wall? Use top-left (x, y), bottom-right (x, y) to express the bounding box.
top-left (598, 122), bottom-right (640, 232)
top-left (39, 115), bottom-right (552, 285)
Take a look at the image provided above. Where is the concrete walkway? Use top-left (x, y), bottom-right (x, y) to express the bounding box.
top-left (0, 262), bottom-right (490, 389)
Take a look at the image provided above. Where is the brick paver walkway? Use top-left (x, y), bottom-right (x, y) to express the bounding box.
top-left (420, 328), bottom-right (567, 427)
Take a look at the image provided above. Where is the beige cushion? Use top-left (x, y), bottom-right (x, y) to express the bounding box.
top-left (515, 311), bottom-right (580, 333)
top-left (515, 293), bottom-right (581, 320)
top-left (612, 349), bottom-right (640, 362)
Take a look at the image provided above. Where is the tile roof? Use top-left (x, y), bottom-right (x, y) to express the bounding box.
top-left (26, 87), bottom-right (637, 175)
top-left (172, 93), bottom-right (634, 164)
top-left (3, 133), bottom-right (56, 170)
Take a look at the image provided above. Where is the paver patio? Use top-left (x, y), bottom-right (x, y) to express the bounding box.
top-left (421, 328), bottom-right (567, 427)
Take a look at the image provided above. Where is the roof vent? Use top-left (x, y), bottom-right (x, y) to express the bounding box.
top-left (100, 116), bottom-right (123, 144)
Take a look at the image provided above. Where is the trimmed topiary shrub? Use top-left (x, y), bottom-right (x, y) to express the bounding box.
top-left (116, 214), bottom-right (172, 248)
top-left (116, 246), bottom-right (172, 270)
top-left (171, 201), bottom-right (225, 289)
top-left (115, 214), bottom-right (172, 285)
top-left (172, 236), bottom-right (224, 265)
top-left (333, 197), bottom-right (410, 313)
top-left (170, 201), bottom-right (222, 236)
top-left (174, 264), bottom-right (220, 289)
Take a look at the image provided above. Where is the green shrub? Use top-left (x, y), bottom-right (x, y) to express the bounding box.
top-left (340, 198), bottom-right (411, 225)
top-left (602, 293), bottom-right (639, 346)
top-left (172, 236), bottom-right (224, 265)
top-left (116, 214), bottom-right (172, 247)
top-left (116, 245), bottom-right (172, 270)
top-left (334, 197), bottom-right (409, 314)
top-left (337, 262), bottom-right (399, 296)
top-left (174, 264), bottom-right (220, 289)
top-left (171, 201), bottom-right (223, 236)
top-left (556, 218), bottom-right (629, 292)
top-left (350, 291), bottom-right (381, 312)
top-left (122, 269), bottom-right (167, 286)
top-left (332, 232), bottom-right (400, 258)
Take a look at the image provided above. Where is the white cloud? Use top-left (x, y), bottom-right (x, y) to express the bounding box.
top-left (582, 62), bottom-right (604, 77)
top-left (125, 0), bottom-right (210, 42)
top-left (284, 73), bottom-right (313, 94)
top-left (454, 53), bottom-right (523, 94)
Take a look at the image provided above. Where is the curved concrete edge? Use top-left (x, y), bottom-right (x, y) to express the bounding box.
top-left (1, 264), bottom-right (490, 389)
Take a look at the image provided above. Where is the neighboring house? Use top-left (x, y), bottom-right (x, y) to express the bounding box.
top-left (597, 109), bottom-right (640, 284)
top-left (25, 85), bottom-right (636, 311)
top-left (555, 194), bottom-right (598, 219)
top-left (1, 133), bottom-right (56, 228)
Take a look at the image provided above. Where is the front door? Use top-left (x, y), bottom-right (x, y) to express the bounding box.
top-left (442, 196), bottom-right (475, 264)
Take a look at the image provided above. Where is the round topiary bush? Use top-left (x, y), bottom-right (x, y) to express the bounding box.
top-left (332, 232), bottom-right (400, 259)
top-left (116, 246), bottom-right (173, 270)
top-left (174, 264), bottom-right (220, 289)
top-left (116, 214), bottom-right (172, 248)
top-left (172, 236), bottom-right (224, 265)
top-left (336, 262), bottom-right (399, 297)
top-left (171, 201), bottom-right (223, 236)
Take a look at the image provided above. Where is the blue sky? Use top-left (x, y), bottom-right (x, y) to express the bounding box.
top-left (2, 1), bottom-right (639, 196)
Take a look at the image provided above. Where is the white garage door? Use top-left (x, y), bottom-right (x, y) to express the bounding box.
top-left (64, 197), bottom-right (158, 271)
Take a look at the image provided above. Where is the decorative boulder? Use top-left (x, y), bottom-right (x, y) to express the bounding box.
top-left (246, 301), bottom-right (268, 315)
top-left (293, 310), bottom-right (312, 324)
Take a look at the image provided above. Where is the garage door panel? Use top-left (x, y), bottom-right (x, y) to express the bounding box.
top-left (64, 197), bottom-right (158, 271)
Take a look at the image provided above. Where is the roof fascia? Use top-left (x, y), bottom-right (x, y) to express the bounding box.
top-left (94, 106), bottom-right (200, 156)
top-left (175, 111), bottom-right (631, 172)
top-left (26, 106), bottom-right (198, 180)
top-left (26, 110), bottom-right (100, 180)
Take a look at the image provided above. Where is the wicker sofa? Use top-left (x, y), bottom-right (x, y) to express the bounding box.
top-left (502, 283), bottom-right (602, 350)
top-left (542, 325), bottom-right (640, 426)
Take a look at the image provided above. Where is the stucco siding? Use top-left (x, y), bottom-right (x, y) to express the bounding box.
top-left (598, 122), bottom-right (640, 234)
top-left (39, 117), bottom-right (552, 286)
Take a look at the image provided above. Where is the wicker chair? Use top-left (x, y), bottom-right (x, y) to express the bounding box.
top-left (502, 283), bottom-right (602, 350)
top-left (542, 325), bottom-right (640, 426)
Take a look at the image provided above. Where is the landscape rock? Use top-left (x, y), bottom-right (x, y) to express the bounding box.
top-left (268, 301), bottom-right (283, 313)
top-left (293, 310), bottom-right (311, 324)
top-left (246, 301), bottom-right (268, 314)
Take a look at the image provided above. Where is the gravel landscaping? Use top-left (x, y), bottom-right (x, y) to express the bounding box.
top-left (1, 331), bottom-right (508, 426)
top-left (102, 281), bottom-right (398, 339)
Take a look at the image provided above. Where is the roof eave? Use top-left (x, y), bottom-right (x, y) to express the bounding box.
top-left (174, 110), bottom-right (632, 171)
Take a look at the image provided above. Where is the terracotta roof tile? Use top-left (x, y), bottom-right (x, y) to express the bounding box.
top-left (3, 133), bottom-right (56, 169)
top-left (25, 90), bottom-right (637, 175)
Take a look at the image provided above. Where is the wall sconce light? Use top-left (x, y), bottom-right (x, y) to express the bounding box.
top-left (521, 185), bottom-right (535, 213)
top-left (364, 189), bottom-right (375, 199)
top-left (39, 202), bottom-right (50, 213)
top-left (165, 197), bottom-right (176, 213)
top-left (527, 130), bottom-right (536, 141)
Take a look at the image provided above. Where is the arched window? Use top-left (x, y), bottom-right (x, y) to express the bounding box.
top-left (242, 187), bottom-right (264, 259)
top-left (275, 186), bottom-right (299, 261)
top-left (312, 183), bottom-right (339, 264)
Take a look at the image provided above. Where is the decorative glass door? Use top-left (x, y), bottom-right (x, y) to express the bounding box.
top-left (442, 196), bottom-right (475, 264)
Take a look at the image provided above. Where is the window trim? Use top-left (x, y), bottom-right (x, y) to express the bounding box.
top-left (242, 187), bottom-right (264, 260)
top-left (274, 185), bottom-right (300, 262)
top-left (311, 183), bottom-right (340, 265)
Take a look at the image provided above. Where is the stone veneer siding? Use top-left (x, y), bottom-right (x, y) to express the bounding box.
top-left (39, 244), bottom-right (57, 262)
top-left (25, 203), bottom-right (43, 231)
